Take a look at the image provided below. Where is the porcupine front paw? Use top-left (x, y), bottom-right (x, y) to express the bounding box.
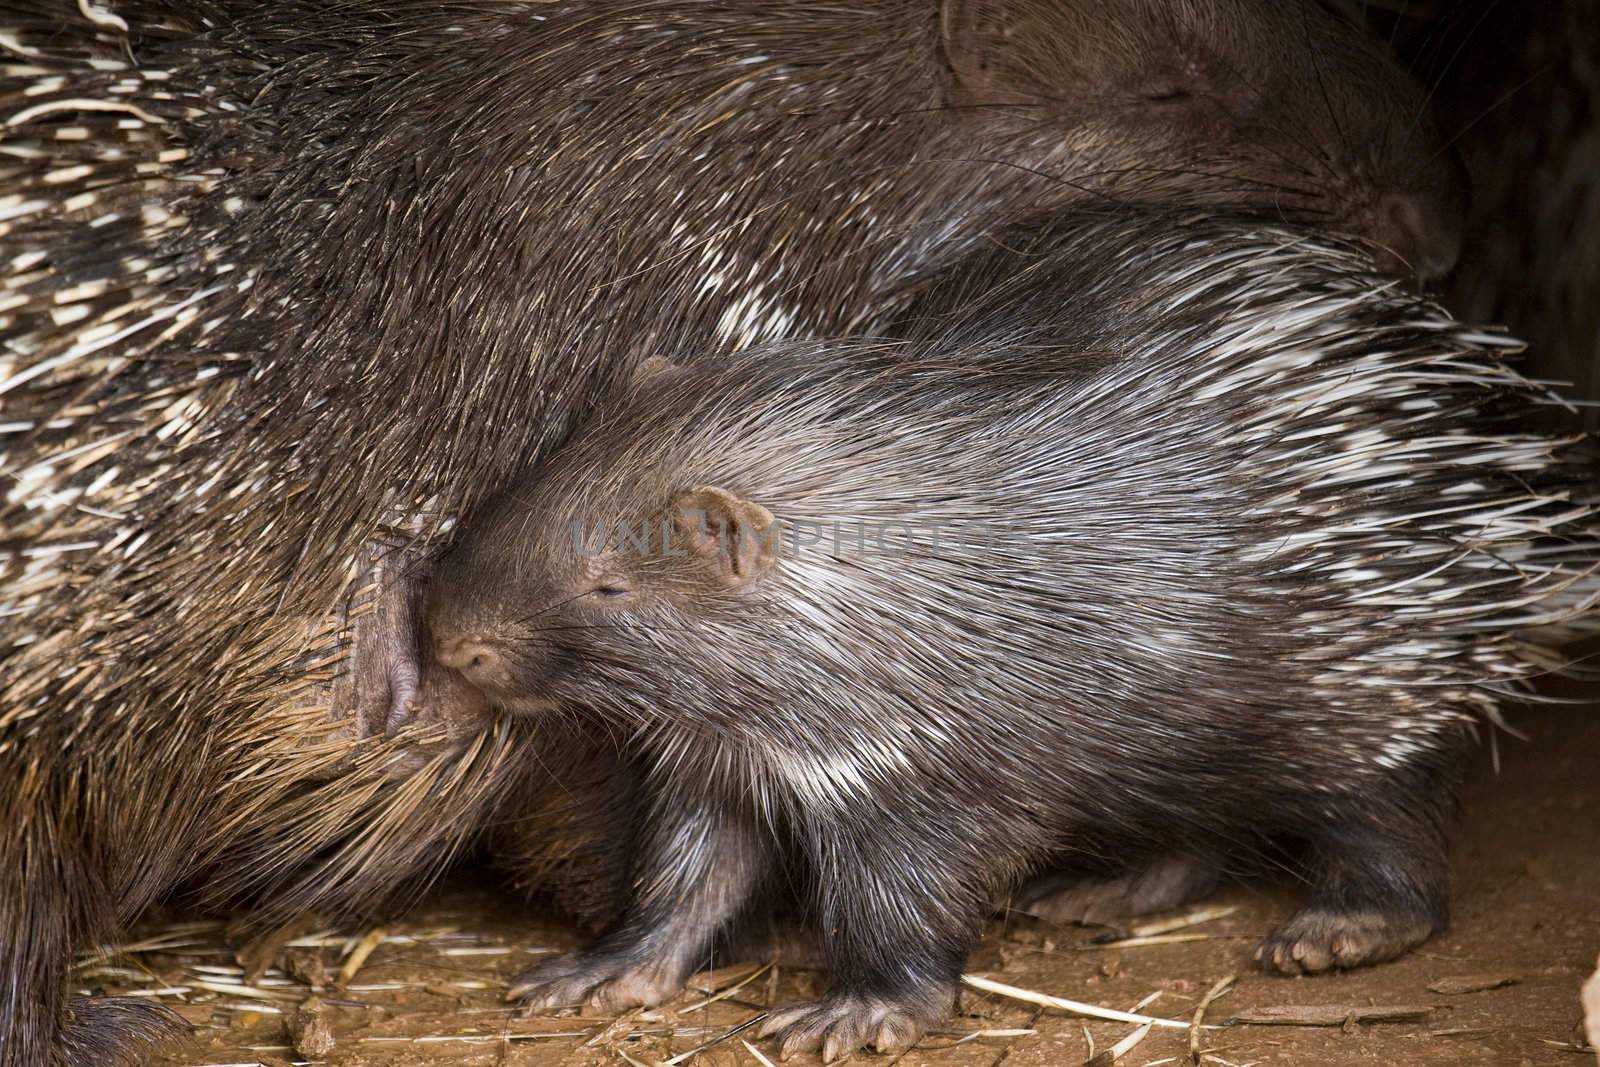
top-left (508, 950), bottom-right (688, 1014)
top-left (1256, 905), bottom-right (1440, 975)
top-left (60, 996), bottom-right (190, 1067)
top-left (757, 986), bottom-right (955, 1062)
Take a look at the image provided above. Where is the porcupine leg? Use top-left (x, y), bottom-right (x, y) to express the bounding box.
top-left (759, 817), bottom-right (977, 1061)
top-left (1017, 854), bottom-right (1221, 926)
top-left (489, 723), bottom-right (643, 933)
top-left (509, 784), bottom-right (767, 1013)
top-left (1, 829), bottom-right (186, 1067)
top-left (1256, 772), bottom-right (1457, 974)
top-left (0, 848), bottom-right (71, 1067)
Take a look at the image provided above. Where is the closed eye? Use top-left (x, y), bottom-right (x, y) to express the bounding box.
top-left (592, 585), bottom-right (631, 599)
top-left (1145, 89), bottom-right (1193, 103)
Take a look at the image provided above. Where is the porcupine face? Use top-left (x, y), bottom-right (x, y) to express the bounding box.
top-left (425, 472), bottom-right (777, 720)
top-left (945, 0), bottom-right (1465, 276)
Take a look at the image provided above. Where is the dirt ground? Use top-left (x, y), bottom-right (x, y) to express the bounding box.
top-left (116, 704), bottom-right (1597, 1067)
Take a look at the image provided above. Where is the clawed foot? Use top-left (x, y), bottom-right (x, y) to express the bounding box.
top-left (758, 990), bottom-right (952, 1062)
top-left (508, 951), bottom-right (687, 1014)
top-left (308, 540), bottom-right (490, 781)
top-left (1256, 906), bottom-right (1439, 975)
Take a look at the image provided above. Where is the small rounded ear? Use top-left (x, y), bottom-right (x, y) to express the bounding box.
top-left (670, 485), bottom-right (778, 587)
top-left (943, 0), bottom-right (1112, 108)
top-left (941, 0), bottom-right (1038, 105)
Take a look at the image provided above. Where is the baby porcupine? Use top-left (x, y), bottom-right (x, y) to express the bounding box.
top-left (424, 214), bottom-right (1600, 1060)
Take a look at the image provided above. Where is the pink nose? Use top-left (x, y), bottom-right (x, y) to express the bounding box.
top-left (435, 636), bottom-right (501, 679)
top-left (1371, 189), bottom-right (1463, 281)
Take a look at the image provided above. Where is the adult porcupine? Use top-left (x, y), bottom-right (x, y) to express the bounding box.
top-left (425, 212), bottom-right (1600, 1060)
top-left (1, 1), bottom-right (1463, 1062)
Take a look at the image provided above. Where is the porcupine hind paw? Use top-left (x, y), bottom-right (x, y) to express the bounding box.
top-left (60, 996), bottom-right (189, 1067)
top-left (758, 987), bottom-right (953, 1062)
top-left (1019, 854), bottom-right (1219, 926)
top-left (1256, 794), bottom-right (1452, 975)
top-left (1256, 905), bottom-right (1440, 975)
top-left (508, 950), bottom-right (688, 1014)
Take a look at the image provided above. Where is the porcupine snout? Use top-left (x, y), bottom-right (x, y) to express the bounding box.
top-left (431, 626), bottom-right (560, 716)
top-left (1369, 180), bottom-right (1466, 279)
top-left (435, 634), bottom-right (506, 687)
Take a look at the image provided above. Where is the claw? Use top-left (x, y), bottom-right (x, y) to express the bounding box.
top-left (384, 662), bottom-right (421, 736)
top-left (507, 951), bottom-right (687, 1016)
top-left (1257, 906), bottom-right (1437, 976)
top-left (758, 992), bottom-right (946, 1062)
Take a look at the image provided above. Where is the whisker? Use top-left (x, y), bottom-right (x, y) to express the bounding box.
top-left (1299, 3), bottom-right (1354, 165)
top-left (527, 622), bottom-right (703, 636)
top-left (1422, 64), bottom-right (1549, 170)
top-left (513, 591), bottom-right (592, 625)
top-left (1408, 0), bottom-right (1501, 132)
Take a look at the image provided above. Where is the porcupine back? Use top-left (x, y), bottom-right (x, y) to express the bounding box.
top-left (440, 212), bottom-right (1600, 851)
